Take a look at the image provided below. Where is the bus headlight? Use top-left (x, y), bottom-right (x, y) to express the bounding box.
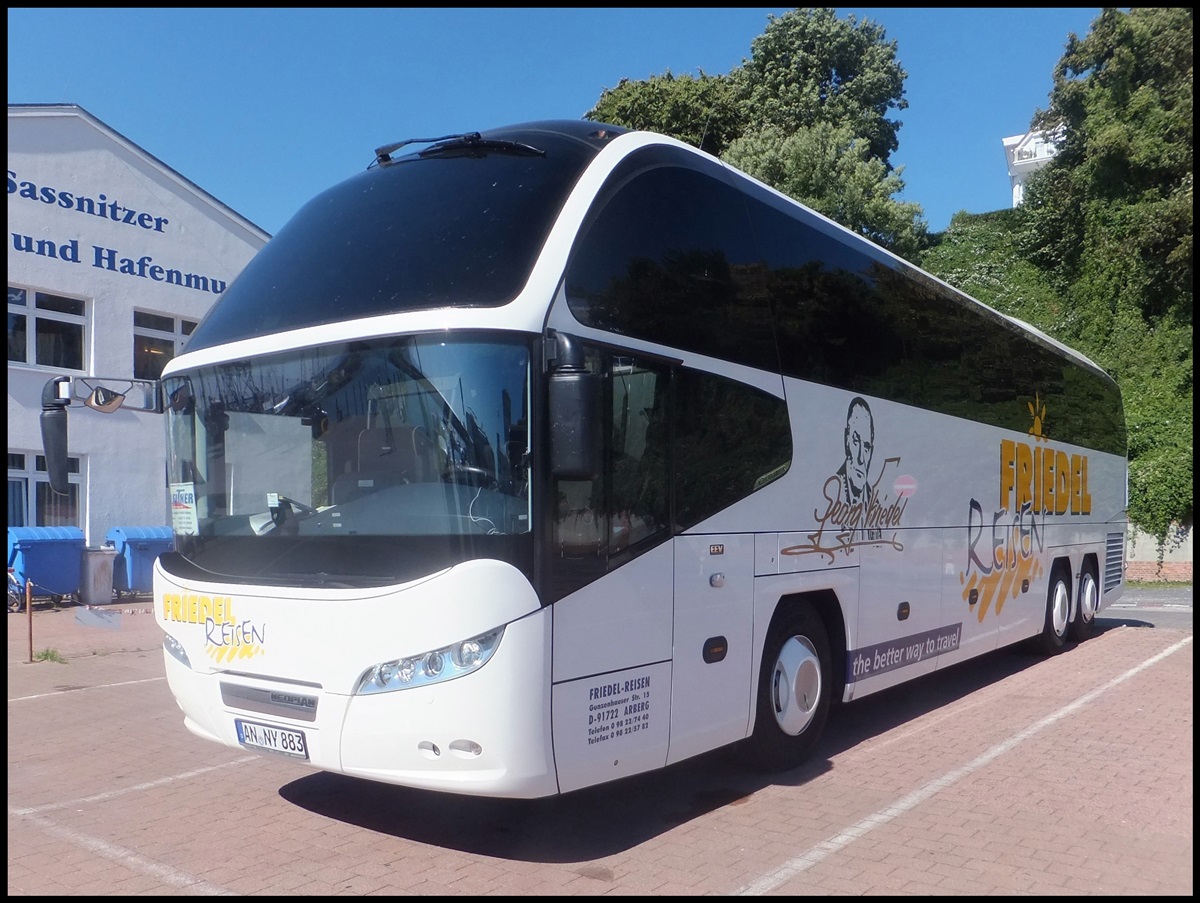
top-left (354, 627), bottom-right (504, 695)
top-left (163, 633), bottom-right (191, 668)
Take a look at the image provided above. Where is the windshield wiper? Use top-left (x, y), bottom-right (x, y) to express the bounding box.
top-left (270, 572), bottom-right (362, 589)
top-left (249, 495), bottom-right (321, 536)
top-left (372, 132), bottom-right (544, 166)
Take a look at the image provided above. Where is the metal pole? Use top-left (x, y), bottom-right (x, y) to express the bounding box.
top-left (26, 579), bottom-right (33, 663)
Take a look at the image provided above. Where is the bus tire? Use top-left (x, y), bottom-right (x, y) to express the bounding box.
top-left (1069, 562), bottom-right (1099, 642)
top-left (740, 603), bottom-right (832, 772)
top-left (1037, 565), bottom-right (1072, 655)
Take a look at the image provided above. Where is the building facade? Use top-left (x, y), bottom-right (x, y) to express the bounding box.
top-left (1002, 128), bottom-right (1060, 208)
top-left (7, 104), bottom-right (269, 544)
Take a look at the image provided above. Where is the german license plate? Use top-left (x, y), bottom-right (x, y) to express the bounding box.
top-left (235, 719), bottom-right (309, 760)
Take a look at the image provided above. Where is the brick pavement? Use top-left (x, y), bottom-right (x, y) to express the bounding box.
top-left (8, 596), bottom-right (160, 667)
top-left (7, 592), bottom-right (1193, 896)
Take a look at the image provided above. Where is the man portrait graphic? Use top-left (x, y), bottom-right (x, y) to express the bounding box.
top-left (836, 396), bottom-right (881, 541)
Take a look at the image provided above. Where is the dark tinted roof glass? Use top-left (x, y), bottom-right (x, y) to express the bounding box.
top-left (186, 121), bottom-right (624, 352)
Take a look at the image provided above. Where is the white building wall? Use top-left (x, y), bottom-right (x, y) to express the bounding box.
top-left (1002, 128), bottom-right (1060, 208)
top-left (7, 104), bottom-right (269, 545)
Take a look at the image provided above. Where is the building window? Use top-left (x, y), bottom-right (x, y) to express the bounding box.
top-left (7, 286), bottom-right (88, 371)
top-left (134, 311), bottom-right (197, 379)
top-left (7, 452), bottom-right (81, 528)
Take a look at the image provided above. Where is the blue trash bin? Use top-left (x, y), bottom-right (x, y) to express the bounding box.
top-left (7, 526), bottom-right (85, 603)
top-left (105, 526), bottom-right (174, 596)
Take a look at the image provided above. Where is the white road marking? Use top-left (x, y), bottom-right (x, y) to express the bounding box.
top-left (10, 757), bottom-right (259, 895)
top-left (15, 810), bottom-right (237, 895)
top-left (9, 676), bottom-right (166, 702)
top-left (734, 635), bottom-right (1193, 896)
top-left (11, 757), bottom-right (260, 816)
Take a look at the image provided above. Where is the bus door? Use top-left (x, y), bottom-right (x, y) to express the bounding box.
top-left (666, 533), bottom-right (755, 765)
top-left (851, 536), bottom-right (945, 695)
top-left (549, 544), bottom-right (675, 795)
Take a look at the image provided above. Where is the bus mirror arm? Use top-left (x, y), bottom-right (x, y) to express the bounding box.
top-left (39, 377), bottom-right (71, 496)
top-left (39, 375), bottom-right (164, 496)
top-left (547, 332), bottom-right (602, 480)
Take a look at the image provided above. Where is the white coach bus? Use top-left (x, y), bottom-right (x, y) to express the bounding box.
top-left (41, 120), bottom-right (1128, 798)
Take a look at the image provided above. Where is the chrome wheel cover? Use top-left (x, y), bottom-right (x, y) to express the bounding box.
top-left (771, 635), bottom-right (822, 736)
top-left (1078, 572), bottom-right (1098, 623)
top-left (1051, 579), bottom-right (1071, 638)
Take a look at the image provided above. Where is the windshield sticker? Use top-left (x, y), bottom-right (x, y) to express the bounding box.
top-left (170, 482), bottom-right (199, 535)
top-left (782, 396), bottom-right (912, 563)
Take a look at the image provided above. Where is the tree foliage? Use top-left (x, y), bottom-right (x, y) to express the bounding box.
top-left (724, 122), bottom-right (927, 260)
top-left (919, 209), bottom-right (1065, 329)
top-left (735, 7), bottom-right (908, 167)
top-left (1016, 7), bottom-right (1193, 541)
top-left (585, 70), bottom-right (744, 157)
top-left (583, 8), bottom-right (927, 259)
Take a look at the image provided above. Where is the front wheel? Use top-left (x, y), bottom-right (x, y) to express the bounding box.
top-left (738, 604), bottom-right (832, 772)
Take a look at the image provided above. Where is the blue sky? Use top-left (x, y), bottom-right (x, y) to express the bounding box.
top-left (7, 8), bottom-right (1102, 236)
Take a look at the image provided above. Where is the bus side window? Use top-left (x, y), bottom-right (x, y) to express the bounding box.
top-left (551, 350), bottom-right (671, 597)
top-left (672, 367), bottom-right (791, 530)
top-left (611, 392), bottom-right (669, 547)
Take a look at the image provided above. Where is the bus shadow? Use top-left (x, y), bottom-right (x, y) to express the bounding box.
top-left (277, 617), bottom-right (1145, 863)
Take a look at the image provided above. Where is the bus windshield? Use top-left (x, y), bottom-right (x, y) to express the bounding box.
top-left (183, 121), bottom-right (616, 352)
top-left (161, 333), bottom-right (533, 588)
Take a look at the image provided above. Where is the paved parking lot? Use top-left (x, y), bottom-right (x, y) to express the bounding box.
top-left (7, 591), bottom-right (1193, 896)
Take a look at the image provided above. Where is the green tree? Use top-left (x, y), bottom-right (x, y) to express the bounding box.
top-left (919, 209), bottom-right (1064, 328)
top-left (585, 70), bottom-right (744, 157)
top-left (584, 8), bottom-right (928, 259)
top-left (1017, 7), bottom-right (1193, 542)
top-left (724, 122), bottom-right (927, 260)
top-left (735, 7), bottom-right (908, 168)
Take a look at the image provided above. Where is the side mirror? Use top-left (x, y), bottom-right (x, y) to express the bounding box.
top-left (39, 377), bottom-right (71, 495)
top-left (39, 375), bottom-right (164, 496)
top-left (548, 333), bottom-right (601, 480)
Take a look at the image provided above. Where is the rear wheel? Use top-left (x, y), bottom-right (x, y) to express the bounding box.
top-left (1069, 564), bottom-right (1099, 642)
top-left (1036, 565), bottom-right (1072, 655)
top-left (739, 604), bottom-right (832, 772)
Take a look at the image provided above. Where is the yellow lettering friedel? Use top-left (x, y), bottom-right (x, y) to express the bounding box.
top-left (163, 593), bottom-right (233, 624)
top-left (999, 439), bottom-right (1091, 516)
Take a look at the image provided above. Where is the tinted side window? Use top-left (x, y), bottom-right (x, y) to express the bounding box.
top-left (547, 347), bottom-right (792, 601)
top-left (744, 188), bottom-right (1126, 455)
top-left (565, 156), bottom-right (777, 373)
top-left (674, 367), bottom-right (791, 531)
